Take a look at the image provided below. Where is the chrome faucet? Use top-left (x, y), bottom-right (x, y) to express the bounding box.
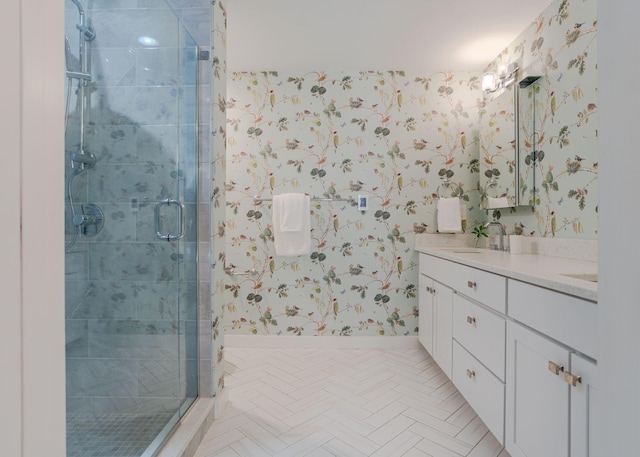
top-left (484, 221), bottom-right (506, 251)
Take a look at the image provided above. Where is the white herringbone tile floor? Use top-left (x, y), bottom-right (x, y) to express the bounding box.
top-left (194, 347), bottom-right (511, 457)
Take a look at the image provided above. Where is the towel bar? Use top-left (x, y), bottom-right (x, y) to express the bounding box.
top-left (253, 195), bottom-right (356, 204)
top-left (224, 266), bottom-right (259, 278)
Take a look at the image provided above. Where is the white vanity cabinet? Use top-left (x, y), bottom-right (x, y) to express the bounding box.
top-left (418, 251), bottom-right (597, 456)
top-left (432, 284), bottom-right (454, 378)
top-left (451, 293), bottom-right (507, 443)
top-left (452, 293), bottom-right (506, 381)
top-left (505, 321), bottom-right (597, 457)
top-left (419, 253), bottom-right (507, 443)
top-left (418, 273), bottom-right (434, 353)
top-left (505, 321), bottom-right (571, 457)
top-left (418, 271), bottom-right (453, 378)
top-left (570, 353), bottom-right (597, 457)
top-left (506, 280), bottom-right (597, 457)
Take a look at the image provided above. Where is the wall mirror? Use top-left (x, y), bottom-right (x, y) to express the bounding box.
top-left (479, 77), bottom-right (539, 209)
top-left (517, 76), bottom-right (541, 207)
top-left (480, 84), bottom-right (517, 209)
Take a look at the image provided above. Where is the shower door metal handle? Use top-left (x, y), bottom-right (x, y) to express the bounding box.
top-left (154, 199), bottom-right (186, 241)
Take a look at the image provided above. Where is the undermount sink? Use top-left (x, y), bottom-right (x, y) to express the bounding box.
top-left (444, 248), bottom-right (483, 254)
top-left (561, 273), bottom-right (598, 283)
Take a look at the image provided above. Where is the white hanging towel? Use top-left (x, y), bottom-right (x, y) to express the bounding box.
top-left (487, 196), bottom-right (509, 208)
top-left (437, 197), bottom-right (462, 233)
top-left (273, 193), bottom-right (311, 256)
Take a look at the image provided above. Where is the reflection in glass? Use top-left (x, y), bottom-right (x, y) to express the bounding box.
top-left (518, 77), bottom-right (541, 207)
top-left (480, 84), bottom-right (517, 208)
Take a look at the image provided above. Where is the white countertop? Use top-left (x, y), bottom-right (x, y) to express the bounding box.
top-left (415, 237), bottom-right (598, 302)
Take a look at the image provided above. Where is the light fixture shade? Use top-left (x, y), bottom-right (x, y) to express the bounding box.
top-left (482, 73), bottom-right (496, 92)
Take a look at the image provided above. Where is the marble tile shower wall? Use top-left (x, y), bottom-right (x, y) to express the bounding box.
top-left (65, 2), bottom-right (202, 414)
top-left (210, 0), bottom-right (227, 395)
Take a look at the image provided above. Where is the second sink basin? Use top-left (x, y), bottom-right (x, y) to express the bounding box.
top-left (443, 248), bottom-right (483, 254)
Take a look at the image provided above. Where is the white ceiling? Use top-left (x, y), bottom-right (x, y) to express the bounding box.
top-left (227, 0), bottom-right (553, 73)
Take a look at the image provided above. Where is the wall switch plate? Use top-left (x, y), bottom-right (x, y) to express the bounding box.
top-left (358, 195), bottom-right (368, 211)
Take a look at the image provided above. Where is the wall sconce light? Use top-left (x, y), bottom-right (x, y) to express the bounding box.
top-left (482, 62), bottom-right (519, 93)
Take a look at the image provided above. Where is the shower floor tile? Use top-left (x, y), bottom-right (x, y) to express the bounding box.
top-left (66, 412), bottom-right (172, 457)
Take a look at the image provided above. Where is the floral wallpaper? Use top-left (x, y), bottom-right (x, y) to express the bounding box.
top-left (223, 71), bottom-right (483, 336)
top-left (215, 0), bottom-right (597, 339)
top-left (211, 0), bottom-right (227, 391)
top-left (485, 0), bottom-right (597, 237)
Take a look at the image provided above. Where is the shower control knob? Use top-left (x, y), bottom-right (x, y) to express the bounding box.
top-left (72, 214), bottom-right (86, 226)
top-left (71, 204), bottom-right (104, 236)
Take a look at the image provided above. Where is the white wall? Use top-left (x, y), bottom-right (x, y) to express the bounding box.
top-left (227, 0), bottom-right (551, 72)
top-left (0, 0), bottom-right (66, 456)
top-left (597, 1), bottom-right (640, 454)
top-left (1, 0), bottom-right (24, 454)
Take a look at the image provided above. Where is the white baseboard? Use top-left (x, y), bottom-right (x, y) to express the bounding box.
top-left (225, 335), bottom-right (421, 350)
top-left (213, 387), bottom-right (229, 420)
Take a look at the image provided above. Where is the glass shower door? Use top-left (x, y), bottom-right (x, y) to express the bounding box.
top-left (64, 1), bottom-right (199, 456)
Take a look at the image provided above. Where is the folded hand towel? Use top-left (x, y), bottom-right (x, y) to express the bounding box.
top-left (487, 196), bottom-right (509, 208)
top-left (278, 193), bottom-right (305, 231)
top-left (273, 193), bottom-right (311, 256)
top-left (437, 197), bottom-right (462, 233)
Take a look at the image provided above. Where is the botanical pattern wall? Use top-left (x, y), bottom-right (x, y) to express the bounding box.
top-left (485, 0), bottom-right (597, 238)
top-left (211, 0), bottom-right (227, 391)
top-left (224, 71), bottom-right (483, 336)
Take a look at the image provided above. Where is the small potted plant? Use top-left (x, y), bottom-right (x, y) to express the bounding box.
top-left (472, 224), bottom-right (488, 247)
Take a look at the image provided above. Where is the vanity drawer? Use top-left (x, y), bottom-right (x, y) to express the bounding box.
top-left (508, 279), bottom-right (597, 359)
top-left (453, 294), bottom-right (506, 380)
top-left (453, 341), bottom-right (505, 445)
top-left (420, 254), bottom-right (507, 313)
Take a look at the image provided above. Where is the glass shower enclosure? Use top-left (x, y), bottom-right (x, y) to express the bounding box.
top-left (64, 1), bottom-right (199, 455)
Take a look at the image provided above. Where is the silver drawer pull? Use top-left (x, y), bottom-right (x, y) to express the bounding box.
top-left (467, 281), bottom-right (477, 289)
top-left (564, 371), bottom-right (582, 387)
top-left (466, 316), bottom-right (476, 325)
top-left (466, 369), bottom-right (476, 379)
top-left (548, 361), bottom-right (564, 376)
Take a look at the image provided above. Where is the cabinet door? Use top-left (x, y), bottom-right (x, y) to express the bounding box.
top-left (570, 354), bottom-right (597, 457)
top-left (418, 273), bottom-right (434, 354)
top-left (506, 321), bottom-right (570, 457)
top-left (432, 281), bottom-right (453, 378)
